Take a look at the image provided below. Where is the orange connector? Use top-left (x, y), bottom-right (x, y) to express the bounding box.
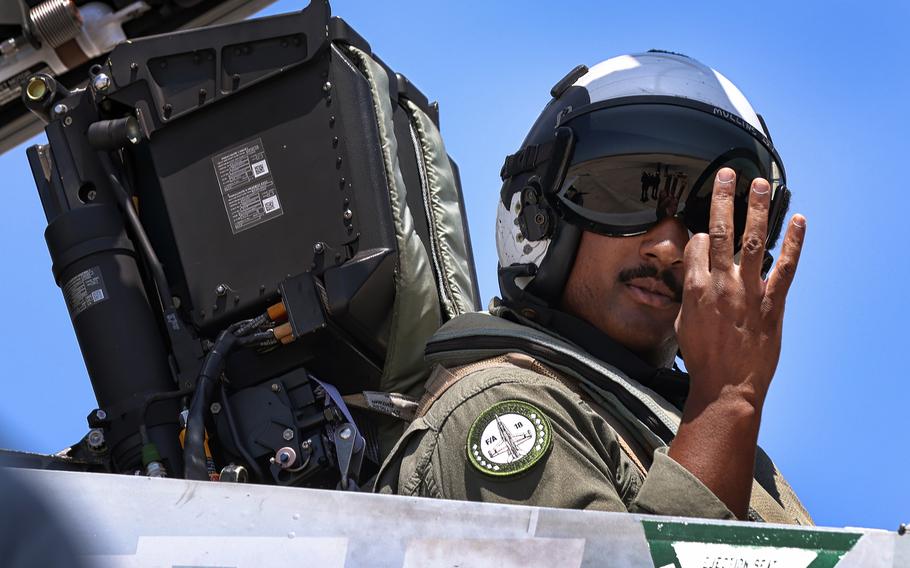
top-left (274, 322), bottom-right (295, 345)
top-left (267, 301), bottom-right (287, 322)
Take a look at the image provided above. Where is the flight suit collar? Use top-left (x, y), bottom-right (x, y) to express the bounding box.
top-left (494, 299), bottom-right (690, 409)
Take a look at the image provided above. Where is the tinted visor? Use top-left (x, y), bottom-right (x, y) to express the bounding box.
top-left (555, 104), bottom-right (784, 248)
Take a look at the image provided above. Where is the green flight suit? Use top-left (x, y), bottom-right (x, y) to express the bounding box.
top-left (375, 303), bottom-right (811, 524)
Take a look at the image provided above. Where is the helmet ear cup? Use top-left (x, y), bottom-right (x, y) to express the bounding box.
top-left (517, 177), bottom-right (555, 242)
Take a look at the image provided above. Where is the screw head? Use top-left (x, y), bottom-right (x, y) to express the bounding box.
top-left (282, 428), bottom-right (295, 441)
top-left (95, 409), bottom-right (107, 421)
top-left (215, 284), bottom-right (227, 296)
top-left (86, 189), bottom-right (97, 201)
top-left (339, 427), bottom-right (352, 440)
top-left (64, 116), bottom-right (72, 126)
top-left (209, 402), bottom-right (222, 415)
top-left (53, 103), bottom-right (67, 116)
top-left (343, 209), bottom-right (353, 221)
top-left (313, 242), bottom-right (325, 254)
top-left (92, 73), bottom-right (111, 92)
top-left (323, 81), bottom-right (332, 92)
top-left (271, 383), bottom-right (280, 392)
top-left (87, 429), bottom-right (105, 449)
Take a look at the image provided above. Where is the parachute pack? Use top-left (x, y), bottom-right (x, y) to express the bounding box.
top-left (19, 0), bottom-right (479, 488)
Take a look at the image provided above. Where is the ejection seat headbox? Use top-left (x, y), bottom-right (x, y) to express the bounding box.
top-left (26, 0), bottom-right (478, 474)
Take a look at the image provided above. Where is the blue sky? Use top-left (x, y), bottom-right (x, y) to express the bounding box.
top-left (1, 0), bottom-right (907, 531)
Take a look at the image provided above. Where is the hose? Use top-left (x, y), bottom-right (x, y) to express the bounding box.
top-left (138, 385), bottom-right (195, 445)
top-left (183, 328), bottom-right (237, 480)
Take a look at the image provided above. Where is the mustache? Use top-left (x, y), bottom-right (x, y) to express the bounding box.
top-left (618, 264), bottom-right (683, 302)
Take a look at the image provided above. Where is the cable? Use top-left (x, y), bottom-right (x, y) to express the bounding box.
top-left (97, 152), bottom-right (174, 311)
top-left (138, 385), bottom-right (195, 445)
top-left (219, 382), bottom-right (265, 482)
top-left (183, 328), bottom-right (237, 480)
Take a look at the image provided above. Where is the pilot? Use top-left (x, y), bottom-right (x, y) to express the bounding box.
top-left (376, 51), bottom-right (812, 524)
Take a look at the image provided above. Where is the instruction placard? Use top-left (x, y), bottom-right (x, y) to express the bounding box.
top-left (62, 266), bottom-right (108, 319)
top-left (212, 138), bottom-right (283, 234)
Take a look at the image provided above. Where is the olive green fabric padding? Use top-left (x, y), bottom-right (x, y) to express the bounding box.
top-left (403, 99), bottom-right (478, 318)
top-left (343, 45), bottom-right (442, 400)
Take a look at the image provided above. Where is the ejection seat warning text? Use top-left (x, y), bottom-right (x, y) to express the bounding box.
top-left (212, 138), bottom-right (283, 234)
top-left (63, 267), bottom-right (108, 319)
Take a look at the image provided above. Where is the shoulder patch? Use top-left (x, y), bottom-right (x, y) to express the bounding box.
top-left (466, 400), bottom-right (552, 476)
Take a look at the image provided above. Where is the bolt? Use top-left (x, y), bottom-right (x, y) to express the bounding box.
top-left (95, 409), bottom-right (107, 421)
top-left (283, 428), bottom-right (294, 441)
top-left (210, 402), bottom-right (222, 415)
top-left (343, 209), bottom-right (353, 221)
top-left (172, 296), bottom-right (182, 309)
top-left (313, 242), bottom-right (325, 254)
top-left (278, 451), bottom-right (292, 463)
top-left (339, 427), bottom-right (352, 441)
top-left (300, 439), bottom-right (313, 451)
top-left (53, 103), bottom-right (67, 116)
top-left (92, 73), bottom-right (111, 92)
top-left (87, 429), bottom-right (105, 449)
top-left (523, 244), bottom-right (533, 254)
top-left (271, 383), bottom-right (281, 392)
top-left (516, 232), bottom-right (524, 242)
top-left (534, 213), bottom-right (546, 225)
top-left (215, 284), bottom-right (227, 296)
top-left (64, 116), bottom-right (72, 126)
top-left (323, 81), bottom-right (332, 92)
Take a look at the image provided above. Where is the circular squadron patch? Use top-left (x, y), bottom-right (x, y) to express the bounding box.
top-left (466, 400), bottom-right (552, 476)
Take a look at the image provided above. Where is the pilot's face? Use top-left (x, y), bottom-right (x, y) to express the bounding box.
top-left (560, 217), bottom-right (688, 365)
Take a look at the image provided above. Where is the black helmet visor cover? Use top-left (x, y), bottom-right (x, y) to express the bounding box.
top-left (553, 101), bottom-right (786, 251)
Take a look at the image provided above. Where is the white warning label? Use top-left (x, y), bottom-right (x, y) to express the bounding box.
top-left (62, 266), bottom-right (108, 319)
top-left (212, 138), bottom-right (283, 234)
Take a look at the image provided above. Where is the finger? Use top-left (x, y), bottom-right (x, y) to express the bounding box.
top-left (683, 233), bottom-right (710, 291)
top-left (764, 215), bottom-right (807, 316)
top-left (708, 168), bottom-right (736, 272)
top-left (739, 178), bottom-right (772, 287)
